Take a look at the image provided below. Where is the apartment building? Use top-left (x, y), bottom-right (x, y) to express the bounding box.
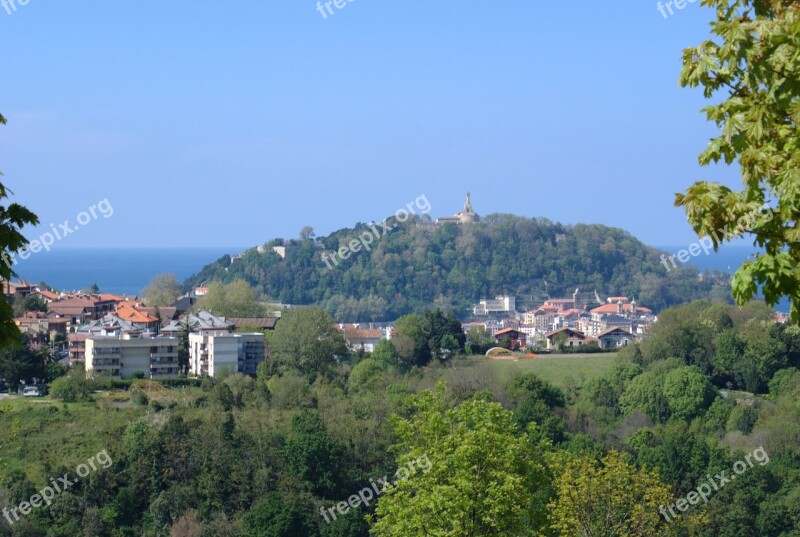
top-left (84, 335), bottom-right (179, 379)
top-left (189, 332), bottom-right (265, 378)
top-left (472, 295), bottom-right (516, 316)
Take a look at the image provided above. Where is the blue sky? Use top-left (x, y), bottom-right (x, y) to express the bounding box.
top-left (0, 0), bottom-right (742, 248)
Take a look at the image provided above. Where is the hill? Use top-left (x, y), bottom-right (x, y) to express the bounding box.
top-left (184, 214), bottom-right (731, 321)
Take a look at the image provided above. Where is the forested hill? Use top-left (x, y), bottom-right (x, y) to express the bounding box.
top-left (185, 214), bottom-right (730, 321)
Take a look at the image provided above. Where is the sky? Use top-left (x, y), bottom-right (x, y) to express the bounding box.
top-left (0, 0), bottom-right (745, 249)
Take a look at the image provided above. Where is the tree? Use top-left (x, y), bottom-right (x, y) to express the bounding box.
top-left (268, 307), bottom-right (347, 380)
top-left (675, 0), bottom-right (800, 321)
top-left (371, 384), bottom-right (550, 536)
top-left (282, 410), bottom-right (350, 498)
top-left (371, 339), bottom-right (398, 366)
top-left (299, 226), bottom-right (315, 241)
top-left (393, 310), bottom-right (466, 367)
top-left (177, 316), bottom-right (197, 375)
top-left (196, 279), bottom-right (265, 318)
top-left (547, 450), bottom-right (701, 536)
top-left (662, 365), bottom-right (717, 421)
top-left (141, 273), bottom-right (182, 307)
top-left (0, 113), bottom-right (40, 347)
top-left (49, 370), bottom-right (91, 402)
top-left (619, 370), bottom-right (671, 424)
top-left (0, 335), bottom-right (53, 386)
top-left (243, 493), bottom-right (316, 537)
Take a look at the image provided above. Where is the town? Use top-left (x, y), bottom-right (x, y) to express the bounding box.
top-left (1, 274), bottom-right (663, 386)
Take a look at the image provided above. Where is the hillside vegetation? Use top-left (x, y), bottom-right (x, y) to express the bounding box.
top-left (185, 214), bottom-right (730, 321)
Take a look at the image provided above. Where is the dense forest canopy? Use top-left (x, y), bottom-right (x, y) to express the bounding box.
top-left (185, 214), bottom-right (731, 321)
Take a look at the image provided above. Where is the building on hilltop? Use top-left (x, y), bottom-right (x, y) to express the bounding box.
top-left (437, 192), bottom-right (481, 225)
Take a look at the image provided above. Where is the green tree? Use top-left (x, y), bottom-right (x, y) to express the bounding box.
top-left (347, 358), bottom-right (386, 394)
top-left (177, 316), bottom-right (198, 375)
top-left (49, 370), bottom-right (91, 403)
top-left (547, 450), bottom-right (701, 536)
top-left (197, 279), bottom-right (265, 318)
top-left (268, 307), bottom-right (347, 380)
top-left (371, 384), bottom-right (550, 536)
top-left (662, 365), bottom-right (717, 421)
top-left (243, 493), bottom-right (316, 537)
top-left (619, 370), bottom-right (671, 424)
top-left (370, 339), bottom-right (398, 366)
top-left (0, 335), bottom-right (53, 386)
top-left (141, 273), bottom-right (182, 307)
top-left (676, 0), bottom-right (800, 321)
top-left (282, 410), bottom-right (350, 498)
top-left (0, 113), bottom-right (39, 347)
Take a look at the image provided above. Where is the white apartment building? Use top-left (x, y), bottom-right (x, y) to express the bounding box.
top-left (85, 334), bottom-right (179, 379)
top-left (189, 332), bottom-right (265, 378)
top-left (472, 295), bottom-right (516, 316)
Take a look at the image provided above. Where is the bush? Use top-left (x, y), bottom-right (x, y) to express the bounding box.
top-left (49, 372), bottom-right (91, 402)
top-left (727, 404), bottom-right (759, 434)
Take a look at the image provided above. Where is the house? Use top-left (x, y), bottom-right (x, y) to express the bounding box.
top-left (161, 311), bottom-right (233, 336)
top-left (49, 295), bottom-right (119, 328)
top-left (339, 325), bottom-right (384, 353)
top-left (1, 279), bottom-right (34, 299)
top-left (15, 312), bottom-right (51, 345)
top-left (526, 308), bottom-right (559, 332)
top-left (30, 290), bottom-right (61, 303)
top-left (85, 334), bottom-right (180, 379)
top-left (494, 328), bottom-right (527, 350)
top-left (138, 306), bottom-right (179, 324)
top-left (597, 327), bottom-right (635, 349)
top-left (585, 297), bottom-right (654, 337)
top-left (545, 327), bottom-right (588, 350)
top-left (113, 305), bottom-right (161, 334)
top-left (189, 332), bottom-right (265, 377)
top-left (542, 298), bottom-right (576, 313)
top-left (172, 295), bottom-right (196, 315)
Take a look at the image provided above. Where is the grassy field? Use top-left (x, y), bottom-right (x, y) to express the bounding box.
top-left (478, 353), bottom-right (618, 388)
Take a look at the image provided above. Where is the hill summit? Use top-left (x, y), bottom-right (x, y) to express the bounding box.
top-left (184, 199), bottom-right (729, 322)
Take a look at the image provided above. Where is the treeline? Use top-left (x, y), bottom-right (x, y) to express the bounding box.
top-left (3, 303), bottom-right (800, 536)
top-left (184, 215), bottom-right (730, 321)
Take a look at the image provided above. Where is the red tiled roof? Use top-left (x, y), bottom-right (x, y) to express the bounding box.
top-left (115, 305), bottom-right (158, 324)
top-left (591, 303), bottom-right (653, 315)
top-left (342, 328), bottom-right (383, 340)
top-left (494, 328), bottom-right (525, 336)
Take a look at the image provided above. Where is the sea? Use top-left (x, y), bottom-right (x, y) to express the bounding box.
top-left (659, 244), bottom-right (790, 313)
top-left (8, 244), bottom-right (790, 312)
top-left (11, 247), bottom-right (244, 295)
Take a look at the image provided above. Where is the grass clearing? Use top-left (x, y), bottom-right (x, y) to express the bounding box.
top-left (479, 353), bottom-right (618, 388)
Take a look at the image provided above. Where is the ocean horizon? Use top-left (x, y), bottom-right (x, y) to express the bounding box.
top-left (10, 247), bottom-right (245, 296)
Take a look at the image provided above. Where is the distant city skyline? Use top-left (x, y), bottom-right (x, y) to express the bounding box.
top-left (1, 2), bottom-right (744, 248)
